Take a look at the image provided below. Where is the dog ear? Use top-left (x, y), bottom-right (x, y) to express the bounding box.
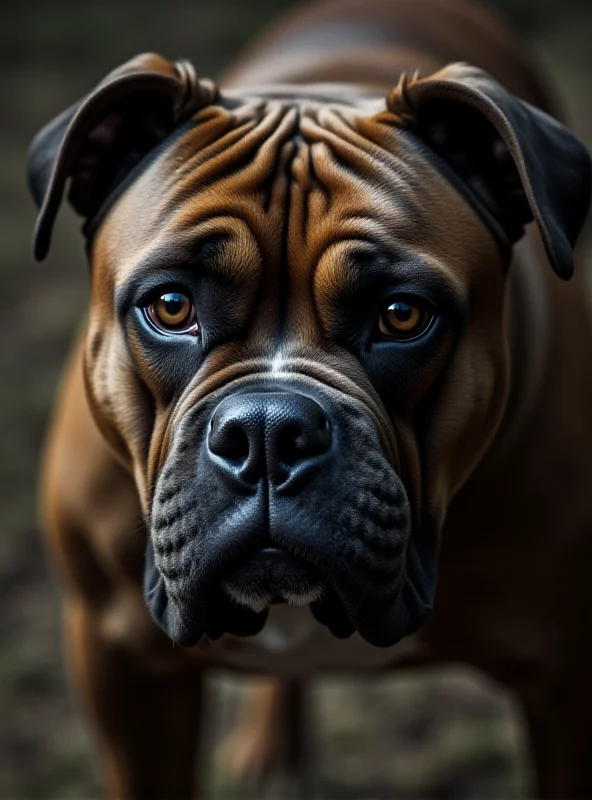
top-left (383, 63), bottom-right (592, 279)
top-left (27, 53), bottom-right (217, 261)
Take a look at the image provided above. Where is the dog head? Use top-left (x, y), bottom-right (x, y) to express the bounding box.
top-left (28, 54), bottom-right (591, 647)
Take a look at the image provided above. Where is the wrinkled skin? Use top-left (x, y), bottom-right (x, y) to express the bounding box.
top-left (83, 95), bottom-right (509, 649)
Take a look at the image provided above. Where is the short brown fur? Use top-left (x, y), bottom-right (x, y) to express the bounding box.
top-left (34, 0), bottom-right (592, 797)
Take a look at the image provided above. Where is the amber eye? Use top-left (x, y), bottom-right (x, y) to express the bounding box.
top-left (145, 291), bottom-right (198, 335)
top-left (378, 298), bottom-right (433, 341)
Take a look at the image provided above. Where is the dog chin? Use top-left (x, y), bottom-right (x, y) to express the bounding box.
top-left (212, 546), bottom-right (359, 641)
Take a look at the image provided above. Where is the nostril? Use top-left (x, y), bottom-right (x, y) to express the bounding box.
top-left (277, 424), bottom-right (304, 467)
top-left (276, 410), bottom-right (331, 468)
top-left (225, 425), bottom-right (250, 462)
top-left (210, 423), bottom-right (250, 463)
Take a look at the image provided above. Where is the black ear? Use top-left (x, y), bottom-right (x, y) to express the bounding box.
top-left (27, 53), bottom-right (217, 261)
top-left (384, 63), bottom-right (592, 279)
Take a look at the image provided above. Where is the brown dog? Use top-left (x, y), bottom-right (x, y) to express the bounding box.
top-left (27, 0), bottom-right (592, 797)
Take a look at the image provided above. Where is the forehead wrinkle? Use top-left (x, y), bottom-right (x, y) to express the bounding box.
top-left (291, 146), bottom-right (425, 269)
top-left (303, 108), bottom-right (486, 240)
top-left (291, 136), bottom-right (327, 193)
top-left (323, 106), bottom-right (421, 175)
top-left (302, 106), bottom-right (402, 175)
top-left (164, 107), bottom-right (268, 189)
top-left (148, 109), bottom-right (238, 196)
top-left (312, 129), bottom-right (421, 203)
top-left (298, 129), bottom-right (426, 239)
top-left (289, 138), bottom-right (331, 251)
top-left (166, 116), bottom-right (260, 183)
top-left (161, 103), bottom-right (299, 214)
top-left (303, 122), bottom-right (498, 273)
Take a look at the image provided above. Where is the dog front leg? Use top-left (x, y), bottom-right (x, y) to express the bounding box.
top-left (64, 597), bottom-right (204, 800)
top-left (219, 677), bottom-right (313, 797)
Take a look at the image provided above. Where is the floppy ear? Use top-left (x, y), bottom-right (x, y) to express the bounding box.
top-left (383, 63), bottom-right (592, 279)
top-left (27, 53), bottom-right (217, 261)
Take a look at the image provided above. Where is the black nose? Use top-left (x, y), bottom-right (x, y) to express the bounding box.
top-left (207, 392), bottom-right (332, 487)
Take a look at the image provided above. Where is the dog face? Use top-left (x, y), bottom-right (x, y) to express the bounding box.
top-left (28, 55), bottom-right (591, 647)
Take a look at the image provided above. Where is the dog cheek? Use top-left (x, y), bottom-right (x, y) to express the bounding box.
top-left (83, 324), bottom-right (156, 513)
top-left (420, 336), bottom-right (509, 516)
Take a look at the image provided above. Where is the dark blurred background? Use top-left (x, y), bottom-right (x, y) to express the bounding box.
top-left (1, 0), bottom-right (591, 797)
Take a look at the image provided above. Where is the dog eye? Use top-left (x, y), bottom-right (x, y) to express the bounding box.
top-left (378, 298), bottom-right (434, 341)
top-left (144, 291), bottom-right (198, 336)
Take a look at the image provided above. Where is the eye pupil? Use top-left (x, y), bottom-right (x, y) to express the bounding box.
top-left (386, 301), bottom-right (421, 332)
top-left (162, 293), bottom-right (185, 317)
top-left (390, 302), bottom-right (413, 322)
top-left (145, 290), bottom-right (198, 335)
top-left (378, 297), bottom-right (433, 341)
top-left (157, 293), bottom-right (190, 326)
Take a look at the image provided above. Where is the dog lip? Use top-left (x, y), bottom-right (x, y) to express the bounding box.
top-left (217, 545), bottom-right (367, 641)
top-left (258, 545), bottom-right (295, 557)
top-left (220, 545), bottom-right (325, 608)
top-left (222, 544), bottom-right (321, 576)
top-left (165, 549), bottom-right (405, 646)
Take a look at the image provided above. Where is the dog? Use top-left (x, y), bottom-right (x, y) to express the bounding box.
top-left (27, 0), bottom-right (592, 796)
